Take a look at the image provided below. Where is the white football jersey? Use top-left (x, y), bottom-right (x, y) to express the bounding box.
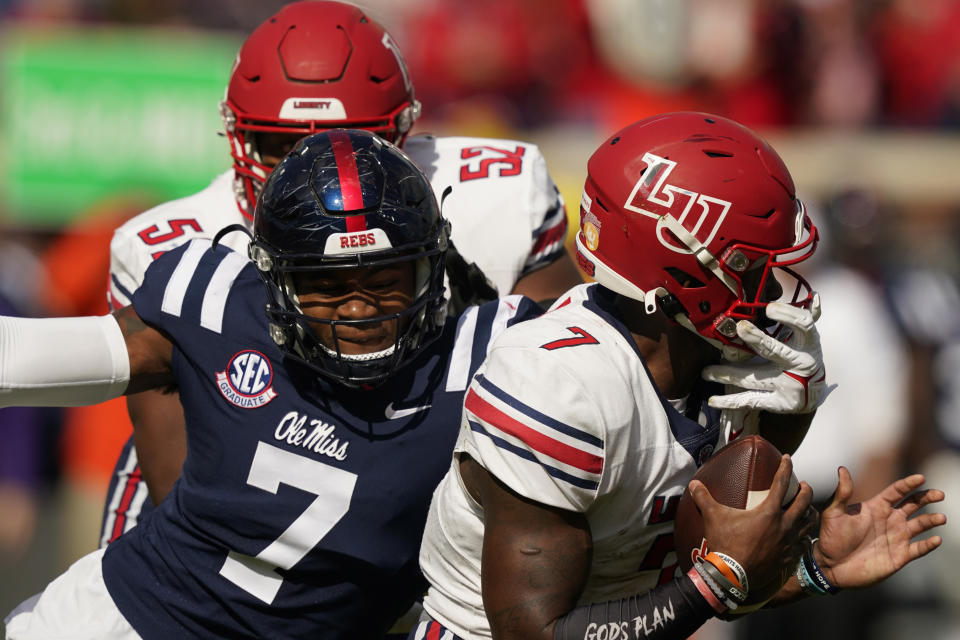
top-left (419, 283), bottom-right (724, 639)
top-left (108, 135), bottom-right (568, 310)
top-left (108, 171), bottom-right (244, 309)
top-left (403, 134), bottom-right (568, 296)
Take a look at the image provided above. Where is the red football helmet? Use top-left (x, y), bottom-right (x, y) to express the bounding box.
top-left (575, 112), bottom-right (818, 353)
top-left (221, 1), bottom-right (420, 219)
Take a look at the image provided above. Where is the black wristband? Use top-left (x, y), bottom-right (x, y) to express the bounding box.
top-left (553, 575), bottom-right (714, 640)
top-left (803, 539), bottom-right (841, 595)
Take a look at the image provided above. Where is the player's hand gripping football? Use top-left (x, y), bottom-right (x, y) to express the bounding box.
top-left (813, 467), bottom-right (945, 588)
top-left (689, 455), bottom-right (816, 592)
top-left (704, 294), bottom-right (832, 414)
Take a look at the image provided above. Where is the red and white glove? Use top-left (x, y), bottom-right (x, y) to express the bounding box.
top-left (703, 294), bottom-right (832, 414)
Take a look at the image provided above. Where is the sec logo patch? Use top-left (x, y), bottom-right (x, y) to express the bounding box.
top-left (216, 350), bottom-right (278, 408)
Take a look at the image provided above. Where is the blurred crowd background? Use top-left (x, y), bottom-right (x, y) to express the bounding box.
top-left (1, 0), bottom-right (959, 638)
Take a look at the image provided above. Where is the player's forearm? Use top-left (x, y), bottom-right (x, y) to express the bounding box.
top-left (761, 538), bottom-right (839, 608)
top-left (111, 306), bottom-right (176, 393)
top-left (551, 573), bottom-right (716, 640)
top-left (762, 574), bottom-right (805, 607)
top-left (0, 314), bottom-right (130, 407)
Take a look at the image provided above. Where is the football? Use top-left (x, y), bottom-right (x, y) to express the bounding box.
top-left (674, 435), bottom-right (800, 613)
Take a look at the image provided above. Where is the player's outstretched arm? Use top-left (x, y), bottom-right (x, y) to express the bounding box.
top-left (112, 306), bottom-right (175, 394)
top-left (0, 306), bottom-right (173, 409)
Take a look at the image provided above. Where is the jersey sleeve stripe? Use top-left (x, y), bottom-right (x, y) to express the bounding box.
top-left (109, 275), bottom-right (134, 310)
top-left (474, 373), bottom-right (603, 448)
top-left (467, 419), bottom-right (600, 490)
top-left (108, 290), bottom-right (124, 312)
top-left (200, 251), bottom-right (249, 333)
top-left (445, 306), bottom-right (479, 392)
top-left (161, 239), bottom-right (210, 318)
top-left (524, 207), bottom-right (569, 271)
top-left (464, 388), bottom-right (602, 474)
top-left (531, 199), bottom-right (568, 240)
top-left (525, 222), bottom-right (567, 266)
top-left (100, 444), bottom-right (140, 547)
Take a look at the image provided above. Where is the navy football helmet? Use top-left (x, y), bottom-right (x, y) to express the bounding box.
top-left (249, 129), bottom-right (449, 386)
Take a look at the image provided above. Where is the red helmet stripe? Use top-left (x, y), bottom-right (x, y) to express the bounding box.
top-left (329, 129), bottom-right (367, 231)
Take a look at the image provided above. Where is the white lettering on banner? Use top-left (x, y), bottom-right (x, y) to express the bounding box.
top-left (216, 350), bottom-right (278, 408)
top-left (216, 372), bottom-right (277, 408)
top-left (274, 411), bottom-right (349, 461)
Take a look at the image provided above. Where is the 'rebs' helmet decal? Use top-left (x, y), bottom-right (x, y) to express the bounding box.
top-left (576, 112), bottom-right (818, 354)
top-left (250, 128), bottom-right (449, 387)
top-left (221, 0), bottom-right (421, 219)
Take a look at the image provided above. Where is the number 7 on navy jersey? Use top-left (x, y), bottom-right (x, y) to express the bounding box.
top-left (219, 442), bottom-right (357, 604)
top-left (540, 326), bottom-right (600, 351)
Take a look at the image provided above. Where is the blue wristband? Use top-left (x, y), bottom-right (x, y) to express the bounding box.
top-left (802, 538), bottom-right (840, 595)
top-left (795, 554), bottom-right (826, 596)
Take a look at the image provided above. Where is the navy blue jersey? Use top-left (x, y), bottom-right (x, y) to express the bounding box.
top-left (101, 239), bottom-right (541, 639)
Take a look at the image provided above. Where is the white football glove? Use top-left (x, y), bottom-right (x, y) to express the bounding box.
top-left (703, 294), bottom-right (833, 414)
top-left (716, 405), bottom-right (761, 444)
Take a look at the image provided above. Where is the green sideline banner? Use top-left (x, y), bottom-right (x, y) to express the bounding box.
top-left (0, 26), bottom-right (242, 226)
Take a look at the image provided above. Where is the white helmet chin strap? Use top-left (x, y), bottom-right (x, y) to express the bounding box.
top-left (655, 214), bottom-right (739, 295)
top-left (576, 234), bottom-right (668, 313)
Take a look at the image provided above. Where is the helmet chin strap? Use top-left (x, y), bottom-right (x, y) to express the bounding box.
top-left (576, 231), bottom-right (750, 361)
top-left (661, 302), bottom-right (752, 362)
top-left (576, 235), bottom-right (666, 312)
top-left (655, 214), bottom-right (739, 295)
top-left (652, 215), bottom-right (759, 361)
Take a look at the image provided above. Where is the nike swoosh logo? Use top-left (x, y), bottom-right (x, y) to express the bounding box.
top-left (385, 402), bottom-right (432, 420)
